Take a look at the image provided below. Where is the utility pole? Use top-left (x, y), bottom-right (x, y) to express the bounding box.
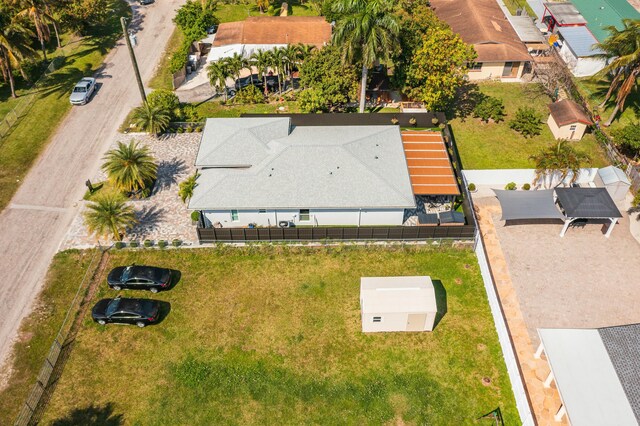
top-left (121, 17), bottom-right (147, 104)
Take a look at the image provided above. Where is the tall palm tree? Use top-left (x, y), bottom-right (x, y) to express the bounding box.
top-left (250, 49), bottom-right (271, 94)
top-left (594, 19), bottom-right (640, 127)
top-left (178, 171), bottom-right (200, 204)
top-left (269, 47), bottom-right (287, 93)
top-left (16, 0), bottom-right (54, 61)
top-left (283, 44), bottom-right (299, 81)
top-left (207, 59), bottom-right (232, 100)
top-left (132, 102), bottom-right (171, 135)
top-left (102, 140), bottom-right (158, 194)
top-left (224, 52), bottom-right (250, 82)
top-left (530, 140), bottom-right (592, 188)
top-left (0, 10), bottom-right (35, 98)
top-left (83, 192), bottom-right (138, 242)
top-left (331, 0), bottom-right (400, 113)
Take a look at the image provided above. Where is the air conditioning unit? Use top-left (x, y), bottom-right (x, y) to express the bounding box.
top-left (278, 221), bottom-right (294, 228)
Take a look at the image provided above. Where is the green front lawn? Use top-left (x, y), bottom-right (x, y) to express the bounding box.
top-left (0, 0), bottom-right (131, 212)
top-left (27, 246), bottom-right (517, 424)
top-left (196, 99), bottom-right (301, 117)
top-left (452, 82), bottom-right (609, 169)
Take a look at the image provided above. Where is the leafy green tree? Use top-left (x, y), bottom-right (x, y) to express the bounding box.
top-left (331, 0), bottom-right (400, 113)
top-left (102, 140), bottom-right (158, 194)
top-left (594, 19), bottom-right (640, 126)
top-left (530, 140), bottom-right (591, 188)
top-left (83, 192), bottom-right (137, 242)
top-left (405, 27), bottom-right (476, 111)
top-left (299, 45), bottom-right (358, 112)
top-left (59, 0), bottom-right (109, 35)
top-left (0, 7), bottom-right (36, 98)
top-left (613, 122), bottom-right (640, 158)
top-left (132, 102), bottom-right (171, 135)
top-left (473, 96), bottom-right (505, 123)
top-left (174, 0), bottom-right (218, 40)
top-left (509, 106), bottom-right (543, 138)
top-left (179, 171), bottom-right (200, 204)
top-left (146, 89), bottom-right (181, 120)
top-left (207, 59), bottom-right (232, 100)
top-left (234, 84), bottom-right (264, 104)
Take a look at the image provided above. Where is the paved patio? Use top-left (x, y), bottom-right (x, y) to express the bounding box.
top-left (60, 133), bottom-right (200, 249)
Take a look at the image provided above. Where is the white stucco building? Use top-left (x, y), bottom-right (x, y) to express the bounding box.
top-left (188, 118), bottom-right (417, 227)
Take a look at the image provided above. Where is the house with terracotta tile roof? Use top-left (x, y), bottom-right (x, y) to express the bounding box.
top-left (207, 16), bottom-right (331, 63)
top-left (430, 0), bottom-right (531, 81)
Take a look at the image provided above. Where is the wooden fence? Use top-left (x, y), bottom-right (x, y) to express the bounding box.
top-left (197, 225), bottom-right (476, 243)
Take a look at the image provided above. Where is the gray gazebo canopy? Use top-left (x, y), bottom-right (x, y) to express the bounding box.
top-left (493, 189), bottom-right (564, 221)
top-left (555, 188), bottom-right (622, 219)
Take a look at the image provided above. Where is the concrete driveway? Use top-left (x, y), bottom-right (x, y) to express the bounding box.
top-left (0, 0), bottom-right (186, 377)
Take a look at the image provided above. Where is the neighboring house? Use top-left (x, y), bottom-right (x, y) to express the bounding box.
top-left (360, 276), bottom-right (438, 333)
top-left (189, 117), bottom-right (417, 227)
top-left (430, 0), bottom-right (532, 81)
top-left (207, 16), bottom-right (331, 63)
top-left (547, 99), bottom-right (592, 140)
top-left (507, 14), bottom-right (549, 56)
top-left (556, 26), bottom-right (606, 76)
top-left (541, 2), bottom-right (588, 32)
top-left (569, 0), bottom-right (640, 44)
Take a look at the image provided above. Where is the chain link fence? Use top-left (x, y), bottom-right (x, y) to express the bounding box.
top-left (14, 246), bottom-right (108, 426)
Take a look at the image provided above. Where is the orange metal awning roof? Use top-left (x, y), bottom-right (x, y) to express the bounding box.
top-left (402, 131), bottom-right (460, 195)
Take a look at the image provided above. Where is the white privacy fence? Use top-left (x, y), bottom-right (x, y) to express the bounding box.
top-left (463, 168), bottom-right (599, 188)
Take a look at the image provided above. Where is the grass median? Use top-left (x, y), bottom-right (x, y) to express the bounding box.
top-left (31, 245), bottom-right (518, 424)
top-left (0, 0), bottom-right (131, 211)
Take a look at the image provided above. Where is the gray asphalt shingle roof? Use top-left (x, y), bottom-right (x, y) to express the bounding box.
top-left (189, 118), bottom-right (416, 210)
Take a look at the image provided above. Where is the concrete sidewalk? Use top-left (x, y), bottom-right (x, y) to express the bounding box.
top-left (0, 0), bottom-right (186, 381)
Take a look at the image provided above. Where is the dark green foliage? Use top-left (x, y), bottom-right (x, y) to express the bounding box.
top-left (522, 183), bottom-right (531, 190)
top-left (190, 211), bottom-right (201, 222)
top-left (170, 1), bottom-right (219, 73)
top-left (298, 46), bottom-right (358, 112)
top-left (473, 96), bottom-right (505, 123)
top-left (613, 123), bottom-right (640, 157)
top-left (505, 182), bottom-right (517, 190)
top-left (180, 104), bottom-right (201, 122)
top-left (147, 90), bottom-right (181, 120)
top-left (59, 0), bottom-right (110, 35)
top-left (234, 85), bottom-right (264, 104)
top-left (509, 107), bottom-right (542, 138)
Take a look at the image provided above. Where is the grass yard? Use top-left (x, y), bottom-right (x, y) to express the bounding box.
top-left (196, 99), bottom-right (301, 117)
top-left (575, 77), bottom-right (640, 133)
top-left (0, 0), bottom-right (131, 212)
top-left (452, 82), bottom-right (609, 169)
top-left (0, 250), bottom-right (98, 425)
top-left (34, 246), bottom-right (517, 425)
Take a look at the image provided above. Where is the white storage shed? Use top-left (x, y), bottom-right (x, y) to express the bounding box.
top-left (360, 276), bottom-right (437, 333)
top-left (595, 166), bottom-right (631, 202)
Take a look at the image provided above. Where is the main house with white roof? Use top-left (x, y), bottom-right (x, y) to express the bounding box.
top-left (188, 117), bottom-right (420, 228)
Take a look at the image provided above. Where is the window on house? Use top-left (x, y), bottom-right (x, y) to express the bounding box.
top-left (231, 210), bottom-right (239, 221)
top-left (569, 125), bottom-right (577, 131)
top-left (259, 209), bottom-right (266, 213)
top-left (373, 316), bottom-right (382, 323)
top-left (469, 62), bottom-right (482, 71)
top-left (299, 209), bottom-right (310, 221)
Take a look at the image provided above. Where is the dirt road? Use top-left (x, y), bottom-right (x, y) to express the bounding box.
top-left (0, 0), bottom-right (185, 378)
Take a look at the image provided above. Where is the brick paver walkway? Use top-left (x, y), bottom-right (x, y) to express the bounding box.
top-left (60, 133), bottom-right (200, 249)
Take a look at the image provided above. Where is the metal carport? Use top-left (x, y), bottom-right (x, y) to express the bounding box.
top-left (555, 188), bottom-right (622, 238)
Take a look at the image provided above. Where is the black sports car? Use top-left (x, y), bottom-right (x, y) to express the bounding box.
top-left (92, 297), bottom-right (160, 328)
top-left (107, 265), bottom-right (172, 293)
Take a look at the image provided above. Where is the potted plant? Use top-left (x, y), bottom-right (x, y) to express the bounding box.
top-left (191, 211), bottom-right (201, 225)
top-left (467, 183), bottom-right (477, 193)
top-left (158, 240), bottom-right (168, 249)
top-left (505, 182), bottom-right (517, 190)
top-left (431, 117), bottom-right (439, 126)
top-left (391, 117), bottom-right (399, 125)
top-left (409, 117), bottom-right (417, 126)
top-left (522, 183), bottom-right (531, 191)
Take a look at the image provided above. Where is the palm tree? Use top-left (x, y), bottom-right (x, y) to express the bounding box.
top-left (224, 52), bottom-right (250, 82)
top-left (102, 140), bottom-right (158, 194)
top-left (83, 192), bottom-right (138, 242)
top-left (269, 47), bottom-right (287, 93)
top-left (16, 0), bottom-right (54, 61)
top-left (250, 49), bottom-right (271, 94)
top-left (0, 10), bottom-right (36, 98)
top-left (207, 60), bottom-right (232, 100)
top-left (178, 171), bottom-right (200, 204)
top-left (283, 44), bottom-right (300, 81)
top-left (530, 140), bottom-right (592, 188)
top-left (132, 102), bottom-right (171, 135)
top-left (331, 0), bottom-right (400, 113)
top-left (594, 19), bottom-right (640, 127)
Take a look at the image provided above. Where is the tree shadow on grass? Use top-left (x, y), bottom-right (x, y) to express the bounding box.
top-left (432, 279), bottom-right (448, 330)
top-left (50, 402), bottom-right (124, 426)
top-left (449, 82), bottom-right (484, 121)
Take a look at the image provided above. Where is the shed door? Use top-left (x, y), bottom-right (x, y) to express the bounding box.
top-left (406, 313), bottom-right (427, 331)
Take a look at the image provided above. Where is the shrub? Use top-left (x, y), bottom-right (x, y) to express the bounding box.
top-left (158, 240), bottom-right (168, 249)
top-left (522, 183), bottom-right (531, 190)
top-left (186, 126), bottom-right (193, 133)
top-left (180, 103), bottom-right (201, 122)
top-left (409, 117), bottom-right (417, 126)
top-left (195, 126), bottom-right (202, 132)
top-left (505, 182), bottom-right (517, 190)
top-left (473, 96), bottom-right (505, 123)
top-left (172, 239), bottom-right (182, 247)
top-left (509, 107), bottom-right (542, 138)
top-left (467, 183), bottom-right (476, 192)
top-left (177, 127), bottom-right (184, 133)
top-left (144, 239), bottom-right (153, 247)
top-left (115, 241), bottom-right (125, 249)
top-left (129, 241), bottom-right (139, 248)
top-left (191, 211), bottom-right (201, 222)
top-left (147, 90), bottom-right (180, 116)
top-left (234, 85), bottom-right (264, 104)
top-left (613, 123), bottom-right (640, 157)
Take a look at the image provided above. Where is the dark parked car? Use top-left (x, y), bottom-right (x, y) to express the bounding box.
top-left (92, 297), bottom-right (160, 327)
top-left (227, 74), bottom-right (263, 96)
top-left (107, 265), bottom-right (171, 293)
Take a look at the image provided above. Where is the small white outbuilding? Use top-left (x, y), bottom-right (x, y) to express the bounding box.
top-left (594, 166), bottom-right (631, 202)
top-left (360, 276), bottom-right (438, 333)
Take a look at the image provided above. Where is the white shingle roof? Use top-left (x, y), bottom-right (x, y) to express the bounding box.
top-left (189, 118), bottom-right (416, 210)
